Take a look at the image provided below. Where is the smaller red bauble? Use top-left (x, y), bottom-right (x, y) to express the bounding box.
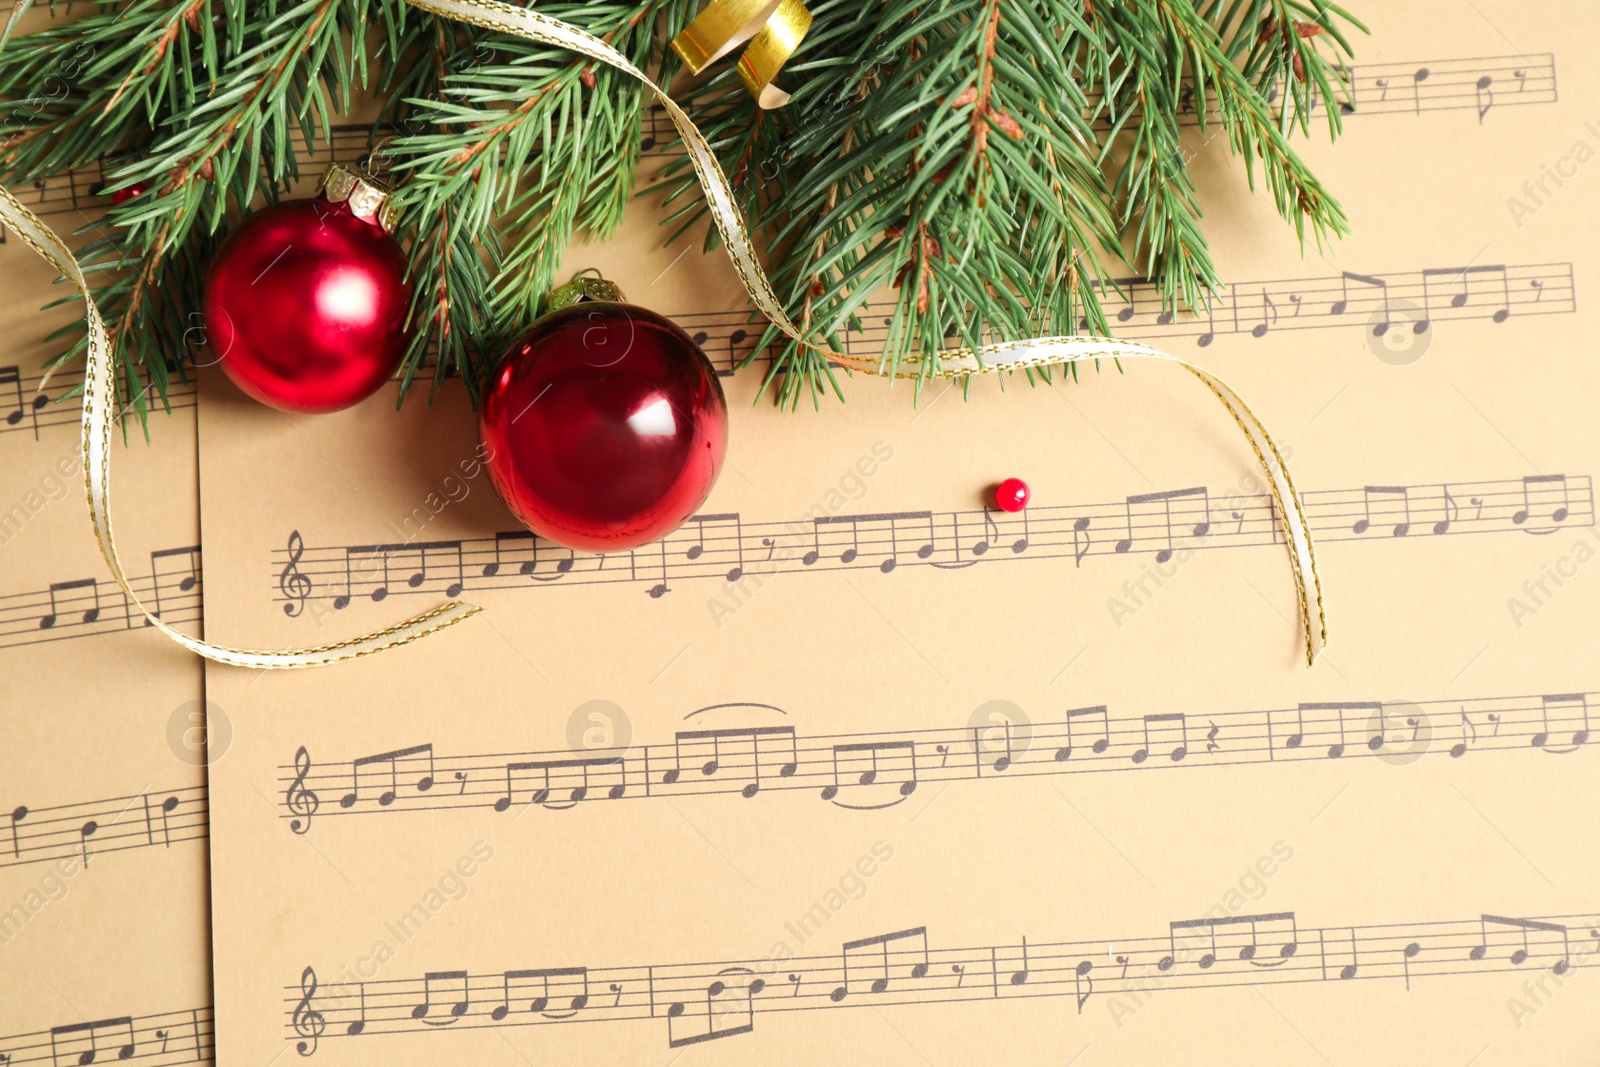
top-left (203, 164), bottom-right (412, 414)
top-left (995, 478), bottom-right (1030, 512)
top-left (110, 182), bottom-right (146, 204)
top-left (481, 286), bottom-right (728, 552)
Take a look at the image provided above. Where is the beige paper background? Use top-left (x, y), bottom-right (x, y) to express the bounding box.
top-left (0, 176), bottom-right (213, 1067)
top-left (193, 2), bottom-right (1598, 1065)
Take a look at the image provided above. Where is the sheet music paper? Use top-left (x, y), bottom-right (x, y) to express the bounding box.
top-left (0, 93), bottom-right (214, 1067)
top-left (192, 2), bottom-right (1598, 1064)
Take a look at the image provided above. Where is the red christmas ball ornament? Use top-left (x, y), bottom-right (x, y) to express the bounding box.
top-left (203, 164), bottom-right (412, 413)
top-left (481, 274), bottom-right (728, 552)
top-left (110, 182), bottom-right (146, 204)
top-left (995, 477), bottom-right (1030, 512)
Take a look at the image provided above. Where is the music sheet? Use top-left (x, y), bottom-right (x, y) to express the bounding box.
top-left (0, 62), bottom-right (215, 1065)
top-left (192, 2), bottom-right (1598, 1063)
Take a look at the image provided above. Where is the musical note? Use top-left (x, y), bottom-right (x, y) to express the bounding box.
top-left (1115, 487), bottom-right (1211, 562)
top-left (1411, 66), bottom-right (1430, 114)
top-left (339, 744), bottom-right (435, 809)
top-left (1330, 270), bottom-right (1392, 335)
top-left (333, 542), bottom-right (453, 608)
top-left (639, 102), bottom-right (667, 152)
top-left (8, 806), bottom-right (24, 859)
top-left (1071, 516), bottom-right (1091, 567)
top-left (49, 1017), bottom-right (135, 1066)
top-left (287, 746), bottom-right (320, 834)
top-left (1531, 693), bottom-right (1590, 753)
top-left (659, 726), bottom-right (797, 799)
top-left (279, 532), bottom-right (312, 617)
top-left (1055, 705), bottom-right (1110, 761)
top-left (1287, 701), bottom-right (1379, 759)
top-left (1401, 939), bottom-right (1423, 989)
top-left (1512, 474), bottom-right (1571, 533)
top-left (491, 967), bottom-right (590, 1020)
top-left (1251, 290), bottom-right (1278, 338)
top-left (1471, 915), bottom-right (1571, 973)
top-left (282, 905), bottom-right (1600, 1051)
top-left (1420, 264), bottom-right (1510, 329)
top-left (1451, 709), bottom-right (1479, 759)
top-left (78, 820), bottom-right (97, 867)
top-left (830, 928), bottom-right (930, 1001)
top-left (1332, 927), bottom-right (1360, 980)
top-left (1159, 913), bottom-right (1299, 972)
top-left (806, 512), bottom-right (935, 573)
top-left (682, 513), bottom-right (745, 581)
top-left (1434, 487), bottom-right (1459, 535)
top-left (40, 578), bottom-right (100, 629)
top-left (1009, 937), bottom-right (1030, 984)
top-left (493, 755), bottom-right (627, 811)
top-left (483, 529), bottom-right (574, 582)
top-left (1352, 485), bottom-right (1411, 536)
top-left (1131, 713), bottom-right (1187, 764)
top-left (0, 365), bottom-right (44, 434)
top-left (147, 794), bottom-right (180, 847)
top-left (147, 546), bottom-right (200, 624)
top-left (667, 969), bottom-right (764, 1047)
top-left (1475, 73), bottom-right (1494, 122)
top-left (820, 741), bottom-right (917, 804)
top-left (345, 985), bottom-right (367, 1036)
top-left (647, 540), bottom-right (671, 599)
top-left (410, 971), bottom-right (471, 1024)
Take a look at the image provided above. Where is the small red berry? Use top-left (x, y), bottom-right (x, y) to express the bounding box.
top-left (995, 478), bottom-right (1030, 512)
top-left (111, 182), bottom-right (147, 205)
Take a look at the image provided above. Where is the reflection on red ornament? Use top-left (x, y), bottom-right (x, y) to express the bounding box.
top-left (995, 478), bottom-right (1030, 512)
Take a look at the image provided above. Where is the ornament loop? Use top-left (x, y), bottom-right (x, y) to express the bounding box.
top-left (547, 270), bottom-right (627, 311)
top-left (321, 162), bottom-right (402, 233)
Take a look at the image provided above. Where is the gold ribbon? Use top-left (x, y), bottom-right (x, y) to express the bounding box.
top-left (401, 0), bottom-right (1327, 666)
top-left (6, 0), bottom-right (1326, 669)
top-left (0, 184), bottom-right (482, 669)
top-left (670, 0), bottom-right (812, 109)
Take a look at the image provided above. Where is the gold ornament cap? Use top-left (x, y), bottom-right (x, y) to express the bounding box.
top-left (321, 163), bottom-right (401, 233)
top-left (546, 270), bottom-right (627, 311)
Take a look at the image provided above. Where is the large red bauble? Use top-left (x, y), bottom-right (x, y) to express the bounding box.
top-left (203, 197), bottom-right (412, 413)
top-left (480, 302), bottom-right (728, 552)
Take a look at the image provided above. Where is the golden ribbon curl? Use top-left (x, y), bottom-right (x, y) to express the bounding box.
top-left (0, 0), bottom-right (1326, 670)
top-left (670, 0), bottom-right (812, 109)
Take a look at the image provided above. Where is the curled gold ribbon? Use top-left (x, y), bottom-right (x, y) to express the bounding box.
top-left (0, 184), bottom-right (482, 669)
top-left (403, 0), bottom-right (1327, 666)
top-left (670, 0), bottom-right (812, 109)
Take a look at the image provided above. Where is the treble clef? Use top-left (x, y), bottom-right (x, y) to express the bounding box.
top-left (279, 530), bottom-right (313, 617)
top-left (286, 746), bottom-right (320, 835)
top-left (293, 966), bottom-right (326, 1057)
